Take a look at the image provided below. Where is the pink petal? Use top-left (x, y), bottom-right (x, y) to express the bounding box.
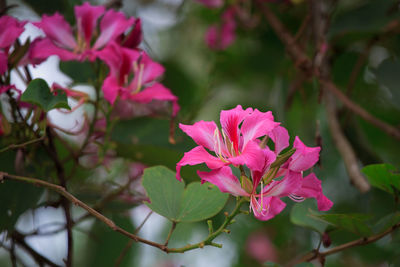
top-left (197, 166), bottom-right (249, 196)
top-left (75, 2), bottom-right (105, 48)
top-left (289, 136), bottom-right (320, 172)
top-left (33, 13), bottom-right (76, 50)
top-left (220, 105), bottom-right (252, 155)
top-left (194, 0), bottom-right (223, 8)
top-left (179, 120), bottom-right (218, 151)
top-left (97, 42), bottom-right (140, 77)
top-left (102, 75), bottom-right (121, 104)
top-left (262, 171), bottom-right (302, 197)
top-left (251, 148), bottom-right (276, 187)
top-left (252, 196), bottom-right (286, 221)
top-left (205, 25), bottom-right (219, 50)
top-left (241, 109), bottom-right (279, 148)
top-left (268, 126), bottom-right (289, 154)
top-left (176, 146), bottom-right (226, 181)
top-left (229, 140), bottom-right (266, 172)
top-left (295, 173), bottom-right (333, 211)
top-left (93, 9), bottom-right (135, 50)
top-left (0, 16), bottom-right (25, 49)
top-left (30, 38), bottom-right (77, 61)
top-left (0, 51), bottom-right (7, 75)
top-left (122, 18), bottom-right (142, 49)
top-left (128, 83), bottom-right (180, 116)
top-left (130, 52), bottom-right (164, 90)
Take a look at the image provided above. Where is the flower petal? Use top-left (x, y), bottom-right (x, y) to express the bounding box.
top-left (229, 140), bottom-right (266, 172)
top-left (75, 2), bottom-right (105, 47)
top-left (128, 83), bottom-right (180, 116)
top-left (176, 146), bottom-right (226, 181)
top-left (295, 173), bottom-right (333, 211)
top-left (241, 109), bottom-right (279, 148)
top-left (93, 9), bottom-right (135, 50)
top-left (194, 0), bottom-right (223, 8)
top-left (251, 148), bottom-right (276, 187)
top-left (197, 166), bottom-right (249, 196)
top-left (269, 126), bottom-right (289, 155)
top-left (0, 16), bottom-right (25, 49)
top-left (179, 120), bottom-right (218, 151)
top-left (101, 75), bottom-right (121, 104)
top-left (30, 38), bottom-right (77, 61)
top-left (33, 13), bottom-right (76, 50)
top-left (289, 136), bottom-right (320, 172)
top-left (252, 196), bottom-right (286, 221)
top-left (262, 171), bottom-right (302, 197)
top-left (220, 105), bottom-right (252, 154)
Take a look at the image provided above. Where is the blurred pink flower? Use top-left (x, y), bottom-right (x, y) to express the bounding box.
top-left (206, 8), bottom-right (236, 50)
top-left (98, 42), bottom-right (179, 115)
top-left (0, 16), bottom-right (26, 74)
top-left (195, 0), bottom-right (224, 8)
top-left (246, 231), bottom-right (277, 263)
top-left (31, 2), bottom-right (134, 62)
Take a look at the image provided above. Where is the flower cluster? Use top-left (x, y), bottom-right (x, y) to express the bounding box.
top-left (176, 105), bottom-right (332, 220)
top-left (0, 2), bottom-right (179, 139)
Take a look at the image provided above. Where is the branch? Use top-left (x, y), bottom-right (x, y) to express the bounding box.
top-left (257, 1), bottom-right (400, 141)
top-left (287, 221), bottom-right (400, 266)
top-left (1, 172), bottom-right (245, 254)
top-left (0, 136), bottom-right (45, 154)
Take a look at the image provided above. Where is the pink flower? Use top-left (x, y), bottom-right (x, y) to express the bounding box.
top-left (98, 42), bottom-right (179, 115)
top-left (206, 8), bottom-right (236, 50)
top-left (176, 105), bottom-right (279, 180)
top-left (195, 0), bottom-right (224, 8)
top-left (118, 18), bottom-right (142, 49)
top-left (0, 16), bottom-right (26, 74)
top-left (31, 2), bottom-right (135, 62)
top-left (245, 231), bottom-right (278, 263)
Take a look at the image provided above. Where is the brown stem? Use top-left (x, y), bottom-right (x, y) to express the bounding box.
top-left (12, 231), bottom-right (61, 267)
top-left (1, 172), bottom-right (168, 251)
top-left (287, 221), bottom-right (400, 266)
top-left (45, 127), bottom-right (73, 267)
top-left (257, 1), bottom-right (400, 141)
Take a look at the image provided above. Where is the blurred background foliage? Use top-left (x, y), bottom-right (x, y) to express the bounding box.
top-left (1, 0), bottom-right (400, 266)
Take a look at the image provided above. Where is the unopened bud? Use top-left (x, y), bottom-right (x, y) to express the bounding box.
top-left (322, 232), bottom-right (331, 248)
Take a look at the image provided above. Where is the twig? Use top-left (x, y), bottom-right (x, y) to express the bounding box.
top-left (1, 172), bottom-right (245, 253)
top-left (0, 136), bottom-right (45, 154)
top-left (114, 211), bottom-right (153, 267)
top-left (164, 221), bottom-right (177, 246)
top-left (325, 93), bottom-right (370, 192)
top-left (257, 1), bottom-right (400, 141)
top-left (11, 231), bottom-right (61, 267)
top-left (287, 221), bottom-right (400, 266)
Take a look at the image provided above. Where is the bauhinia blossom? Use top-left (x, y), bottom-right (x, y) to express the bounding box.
top-left (176, 105), bottom-right (279, 180)
top-left (31, 2), bottom-right (135, 61)
top-left (176, 105), bottom-right (332, 221)
top-left (206, 8), bottom-right (237, 50)
top-left (0, 16), bottom-right (26, 74)
top-left (98, 42), bottom-right (179, 115)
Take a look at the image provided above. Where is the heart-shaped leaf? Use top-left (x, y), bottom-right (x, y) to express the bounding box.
top-left (290, 199), bottom-right (329, 234)
top-left (21, 78), bottom-right (70, 112)
top-left (142, 166), bottom-right (229, 223)
top-left (362, 164), bottom-right (400, 195)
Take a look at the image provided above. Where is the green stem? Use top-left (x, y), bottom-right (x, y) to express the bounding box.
top-left (166, 198), bottom-right (247, 253)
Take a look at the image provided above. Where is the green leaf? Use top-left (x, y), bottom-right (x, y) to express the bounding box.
top-left (142, 166), bottom-right (229, 223)
top-left (361, 164), bottom-right (400, 194)
top-left (314, 213), bottom-right (373, 236)
top-left (60, 61), bottom-right (96, 83)
top-left (290, 199), bottom-right (328, 234)
top-left (21, 79), bottom-right (70, 112)
top-left (373, 212), bottom-right (400, 234)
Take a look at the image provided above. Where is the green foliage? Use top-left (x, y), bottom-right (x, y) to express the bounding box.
top-left (373, 58), bottom-right (400, 109)
top-left (59, 61), bottom-right (96, 83)
top-left (290, 199), bottom-right (328, 234)
top-left (142, 166), bottom-right (228, 222)
top-left (315, 213), bottom-right (373, 236)
top-left (21, 78), bottom-right (70, 111)
top-left (362, 164), bottom-right (400, 195)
